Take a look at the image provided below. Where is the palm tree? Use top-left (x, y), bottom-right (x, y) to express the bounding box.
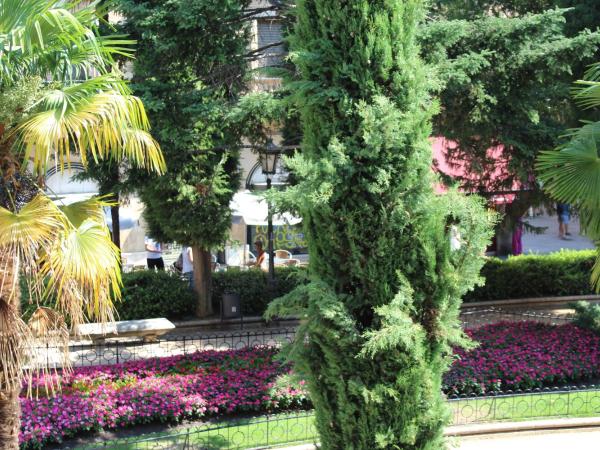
top-left (537, 62), bottom-right (600, 290)
top-left (0, 1), bottom-right (164, 447)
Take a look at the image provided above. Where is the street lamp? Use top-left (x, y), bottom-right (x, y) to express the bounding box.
top-left (258, 140), bottom-right (280, 282)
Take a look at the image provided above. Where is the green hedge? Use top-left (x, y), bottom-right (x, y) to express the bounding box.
top-left (211, 267), bottom-right (306, 316)
top-left (464, 250), bottom-right (596, 302)
top-left (116, 270), bottom-right (196, 320)
top-left (20, 250), bottom-right (597, 321)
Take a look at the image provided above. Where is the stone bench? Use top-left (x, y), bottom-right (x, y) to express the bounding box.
top-left (74, 318), bottom-right (175, 343)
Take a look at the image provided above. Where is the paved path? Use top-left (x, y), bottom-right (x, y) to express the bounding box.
top-left (453, 428), bottom-right (600, 449)
top-left (287, 429), bottom-right (600, 450)
top-left (522, 213), bottom-right (594, 254)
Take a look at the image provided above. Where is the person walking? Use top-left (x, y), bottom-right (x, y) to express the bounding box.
top-left (512, 218), bottom-right (523, 255)
top-left (556, 203), bottom-right (571, 240)
top-left (181, 245), bottom-right (194, 290)
top-left (253, 240), bottom-right (267, 271)
top-left (145, 236), bottom-right (165, 270)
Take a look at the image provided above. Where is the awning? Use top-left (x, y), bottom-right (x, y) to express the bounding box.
top-left (230, 190), bottom-right (302, 226)
top-left (48, 192), bottom-right (98, 205)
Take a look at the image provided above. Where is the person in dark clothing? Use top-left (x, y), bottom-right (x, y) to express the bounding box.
top-left (556, 203), bottom-right (571, 240)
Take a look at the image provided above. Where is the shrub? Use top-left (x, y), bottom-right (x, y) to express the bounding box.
top-left (465, 250), bottom-right (596, 302)
top-left (211, 267), bottom-right (306, 316)
top-left (571, 301), bottom-right (600, 335)
top-left (116, 270), bottom-right (195, 320)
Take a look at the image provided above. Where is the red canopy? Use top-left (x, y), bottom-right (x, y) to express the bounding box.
top-left (431, 137), bottom-right (523, 204)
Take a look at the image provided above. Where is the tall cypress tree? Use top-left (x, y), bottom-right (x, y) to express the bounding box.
top-left (268, 1), bottom-right (493, 448)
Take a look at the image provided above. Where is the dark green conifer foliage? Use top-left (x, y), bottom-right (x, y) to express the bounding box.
top-left (267, 1), bottom-right (494, 449)
top-left (114, 0), bottom-right (253, 316)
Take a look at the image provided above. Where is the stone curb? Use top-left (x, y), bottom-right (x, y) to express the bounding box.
top-left (268, 418), bottom-right (600, 450)
top-left (463, 294), bottom-right (600, 309)
top-left (172, 316), bottom-right (299, 329)
top-left (445, 416), bottom-right (600, 436)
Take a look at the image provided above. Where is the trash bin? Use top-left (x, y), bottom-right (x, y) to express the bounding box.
top-left (221, 292), bottom-right (242, 320)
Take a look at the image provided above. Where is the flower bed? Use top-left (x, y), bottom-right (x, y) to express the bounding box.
top-left (444, 322), bottom-right (600, 395)
top-left (20, 322), bottom-right (600, 448)
top-left (20, 347), bottom-right (307, 449)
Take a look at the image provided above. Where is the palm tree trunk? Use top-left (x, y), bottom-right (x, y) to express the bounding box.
top-left (0, 388), bottom-right (20, 449)
top-left (0, 251), bottom-right (21, 450)
top-left (192, 246), bottom-right (213, 318)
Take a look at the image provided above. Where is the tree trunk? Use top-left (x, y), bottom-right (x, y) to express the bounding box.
top-left (110, 202), bottom-right (121, 251)
top-left (0, 388), bottom-right (20, 449)
top-left (496, 218), bottom-right (514, 256)
top-left (0, 252), bottom-right (21, 450)
top-left (192, 247), bottom-right (213, 318)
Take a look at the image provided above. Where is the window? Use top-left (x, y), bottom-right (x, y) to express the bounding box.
top-left (256, 20), bottom-right (285, 68)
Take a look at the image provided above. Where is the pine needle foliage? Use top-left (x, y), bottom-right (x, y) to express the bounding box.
top-left (266, 1), bottom-right (494, 449)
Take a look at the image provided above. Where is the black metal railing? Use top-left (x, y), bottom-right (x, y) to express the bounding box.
top-left (68, 411), bottom-right (318, 450)
top-left (33, 328), bottom-right (297, 369)
top-left (31, 308), bottom-right (574, 369)
top-left (448, 384), bottom-right (600, 425)
top-left (65, 385), bottom-right (600, 449)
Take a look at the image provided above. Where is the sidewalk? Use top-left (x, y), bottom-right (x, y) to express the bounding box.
top-left (522, 213), bottom-right (594, 254)
top-left (454, 427), bottom-right (600, 449)
top-left (286, 428), bottom-right (600, 450)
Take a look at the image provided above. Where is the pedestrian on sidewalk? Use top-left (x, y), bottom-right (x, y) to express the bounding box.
top-left (556, 203), bottom-right (571, 240)
top-left (145, 236), bottom-right (165, 270)
top-left (181, 246), bottom-right (194, 290)
top-left (512, 218), bottom-right (523, 255)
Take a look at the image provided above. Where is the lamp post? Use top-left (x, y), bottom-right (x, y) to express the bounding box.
top-left (258, 140), bottom-right (280, 282)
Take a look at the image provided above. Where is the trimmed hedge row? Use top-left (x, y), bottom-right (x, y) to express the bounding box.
top-left (21, 250), bottom-right (597, 321)
top-left (464, 249), bottom-right (595, 302)
top-left (117, 270), bottom-right (196, 320)
top-left (211, 267), bottom-right (305, 316)
top-left (113, 267), bottom-right (305, 319)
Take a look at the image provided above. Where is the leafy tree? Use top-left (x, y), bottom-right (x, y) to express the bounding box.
top-left (115, 0), bottom-right (261, 317)
top-left (419, 9), bottom-right (600, 253)
top-left (266, 1), bottom-right (494, 449)
top-left (432, 0), bottom-right (600, 37)
top-left (0, 0), bottom-right (163, 447)
top-left (537, 62), bottom-right (600, 289)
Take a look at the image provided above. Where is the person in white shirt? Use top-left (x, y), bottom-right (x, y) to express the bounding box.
top-left (181, 246), bottom-right (194, 289)
top-left (145, 237), bottom-right (164, 270)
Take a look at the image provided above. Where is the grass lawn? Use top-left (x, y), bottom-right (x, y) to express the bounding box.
top-left (450, 389), bottom-right (600, 425)
top-left (77, 390), bottom-right (600, 449)
top-left (75, 412), bottom-right (317, 449)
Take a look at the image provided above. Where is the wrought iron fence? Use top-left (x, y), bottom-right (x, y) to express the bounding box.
top-left (448, 385), bottom-right (600, 425)
top-left (33, 328), bottom-right (297, 369)
top-left (65, 385), bottom-right (600, 449)
top-left (68, 411), bottom-right (318, 450)
top-left (32, 308), bottom-right (572, 370)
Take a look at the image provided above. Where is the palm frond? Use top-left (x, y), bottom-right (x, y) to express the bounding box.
top-left (41, 218), bottom-right (120, 326)
top-left (16, 85), bottom-right (164, 174)
top-left (536, 134), bottom-right (600, 211)
top-left (59, 196), bottom-right (112, 228)
top-left (0, 299), bottom-right (34, 392)
top-left (0, 194), bottom-right (65, 277)
top-left (573, 80), bottom-right (600, 110)
top-left (0, 0), bottom-right (134, 86)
